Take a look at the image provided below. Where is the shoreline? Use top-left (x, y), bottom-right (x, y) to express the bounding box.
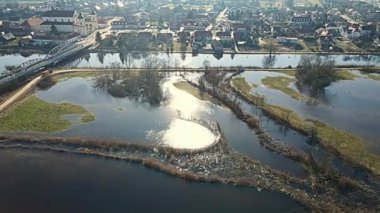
top-left (0, 73), bottom-right (379, 211)
top-left (0, 134), bottom-right (376, 212)
top-left (1, 46), bottom-right (380, 56)
top-left (93, 48), bottom-right (380, 56)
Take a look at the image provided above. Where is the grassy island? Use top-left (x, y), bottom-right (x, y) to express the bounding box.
top-left (232, 77), bottom-right (380, 176)
top-left (261, 76), bottom-right (304, 100)
top-left (173, 81), bottom-right (221, 104)
top-left (0, 96), bottom-right (95, 133)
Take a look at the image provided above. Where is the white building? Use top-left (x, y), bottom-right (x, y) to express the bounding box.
top-left (40, 9), bottom-right (97, 36)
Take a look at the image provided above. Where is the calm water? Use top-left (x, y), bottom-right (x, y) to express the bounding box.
top-left (67, 53), bottom-right (380, 69)
top-left (36, 76), bottom-right (307, 177)
top-left (241, 71), bottom-right (380, 154)
top-left (0, 149), bottom-right (305, 213)
top-left (0, 53), bottom-right (44, 74)
top-left (1, 52), bottom-right (379, 212)
top-left (1, 53), bottom-right (379, 74)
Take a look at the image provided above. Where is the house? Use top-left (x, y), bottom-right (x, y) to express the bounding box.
top-left (325, 22), bottom-right (339, 31)
top-left (291, 15), bottom-right (312, 25)
top-left (98, 19), bottom-right (108, 29)
top-left (0, 33), bottom-right (16, 44)
top-left (111, 21), bottom-right (126, 30)
top-left (276, 36), bottom-right (299, 45)
top-left (21, 17), bottom-right (43, 33)
top-left (340, 26), bottom-right (361, 41)
top-left (156, 32), bottom-right (173, 43)
top-left (18, 36), bottom-right (32, 47)
top-left (360, 23), bottom-right (377, 39)
top-left (216, 31), bottom-right (233, 47)
top-left (177, 31), bottom-right (190, 43)
top-left (31, 32), bottom-right (81, 46)
top-left (295, 25), bottom-right (315, 38)
top-left (137, 32), bottom-right (152, 42)
top-left (316, 30), bottom-right (334, 49)
top-left (193, 30), bottom-right (212, 45)
top-left (125, 21), bottom-right (146, 29)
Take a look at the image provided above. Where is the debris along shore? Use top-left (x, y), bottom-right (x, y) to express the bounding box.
top-left (0, 129), bottom-right (378, 212)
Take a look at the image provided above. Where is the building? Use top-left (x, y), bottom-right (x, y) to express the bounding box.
top-left (21, 18), bottom-right (43, 33)
top-left (84, 10), bottom-right (98, 33)
top-left (40, 10), bottom-right (78, 33)
top-left (216, 31), bottom-right (233, 47)
top-left (291, 15), bottom-right (312, 25)
top-left (31, 32), bottom-right (81, 46)
top-left (193, 30), bottom-right (212, 45)
top-left (40, 9), bottom-right (97, 36)
top-left (156, 32), bottom-right (173, 43)
top-left (276, 36), bottom-right (299, 45)
top-left (0, 33), bottom-right (16, 44)
top-left (340, 26), bottom-right (361, 41)
top-left (177, 31), bottom-right (190, 43)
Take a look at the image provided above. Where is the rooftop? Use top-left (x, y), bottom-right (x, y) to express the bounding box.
top-left (43, 10), bottom-right (76, 18)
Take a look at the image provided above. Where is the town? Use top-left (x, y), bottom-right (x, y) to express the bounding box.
top-left (0, 1), bottom-right (379, 213)
top-left (0, 0), bottom-right (379, 56)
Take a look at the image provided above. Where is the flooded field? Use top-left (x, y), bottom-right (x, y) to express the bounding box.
top-left (239, 70), bottom-right (380, 154)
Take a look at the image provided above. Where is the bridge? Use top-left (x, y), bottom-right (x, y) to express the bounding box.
top-left (0, 39), bottom-right (91, 85)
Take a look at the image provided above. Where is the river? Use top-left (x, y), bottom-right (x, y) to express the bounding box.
top-left (1, 52), bottom-right (379, 211)
top-left (0, 149), bottom-right (304, 213)
top-left (1, 53), bottom-right (380, 74)
top-left (239, 70), bottom-right (380, 155)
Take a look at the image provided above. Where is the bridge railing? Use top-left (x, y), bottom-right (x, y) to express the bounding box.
top-left (0, 43), bottom-right (87, 85)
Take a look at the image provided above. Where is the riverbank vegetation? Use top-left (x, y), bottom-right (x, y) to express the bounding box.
top-left (93, 59), bottom-right (167, 106)
top-left (55, 71), bottom-right (101, 81)
top-left (173, 81), bottom-right (221, 105)
top-left (0, 132), bottom-right (376, 212)
top-left (0, 96), bottom-right (95, 133)
top-left (37, 75), bottom-right (57, 90)
top-left (261, 76), bottom-right (304, 100)
top-left (231, 77), bottom-right (380, 176)
top-left (295, 55), bottom-right (338, 93)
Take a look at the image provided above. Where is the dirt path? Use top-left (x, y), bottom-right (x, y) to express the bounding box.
top-left (0, 76), bottom-right (42, 112)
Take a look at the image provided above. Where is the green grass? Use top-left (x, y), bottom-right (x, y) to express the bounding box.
top-left (173, 81), bottom-right (221, 105)
top-left (55, 71), bottom-right (101, 81)
top-left (0, 96), bottom-right (95, 133)
top-left (337, 70), bottom-right (359, 80)
top-left (367, 74), bottom-right (380, 81)
top-left (274, 70), bottom-right (296, 77)
top-left (232, 77), bottom-right (380, 176)
top-left (231, 77), bottom-right (252, 93)
top-left (81, 114), bottom-right (96, 123)
top-left (261, 76), bottom-right (304, 101)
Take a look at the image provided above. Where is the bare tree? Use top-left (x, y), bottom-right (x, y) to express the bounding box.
top-left (264, 38), bottom-right (278, 55)
top-left (203, 59), bottom-right (211, 72)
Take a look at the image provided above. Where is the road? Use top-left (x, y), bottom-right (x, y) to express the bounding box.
top-left (0, 76), bottom-right (42, 112)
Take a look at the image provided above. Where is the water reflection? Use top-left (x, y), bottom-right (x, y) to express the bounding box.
top-left (93, 60), bottom-right (168, 107)
top-left (162, 119), bottom-right (216, 149)
top-left (63, 53), bottom-right (380, 70)
top-left (262, 55), bottom-right (277, 68)
top-left (241, 71), bottom-right (380, 154)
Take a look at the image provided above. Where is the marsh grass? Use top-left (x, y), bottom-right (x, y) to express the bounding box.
top-left (367, 74), bottom-right (380, 81)
top-left (173, 81), bottom-right (222, 105)
top-left (261, 76), bottom-right (304, 101)
top-left (55, 71), bottom-right (101, 81)
top-left (337, 70), bottom-right (360, 80)
top-left (232, 77), bottom-right (380, 176)
top-left (0, 96), bottom-right (95, 133)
